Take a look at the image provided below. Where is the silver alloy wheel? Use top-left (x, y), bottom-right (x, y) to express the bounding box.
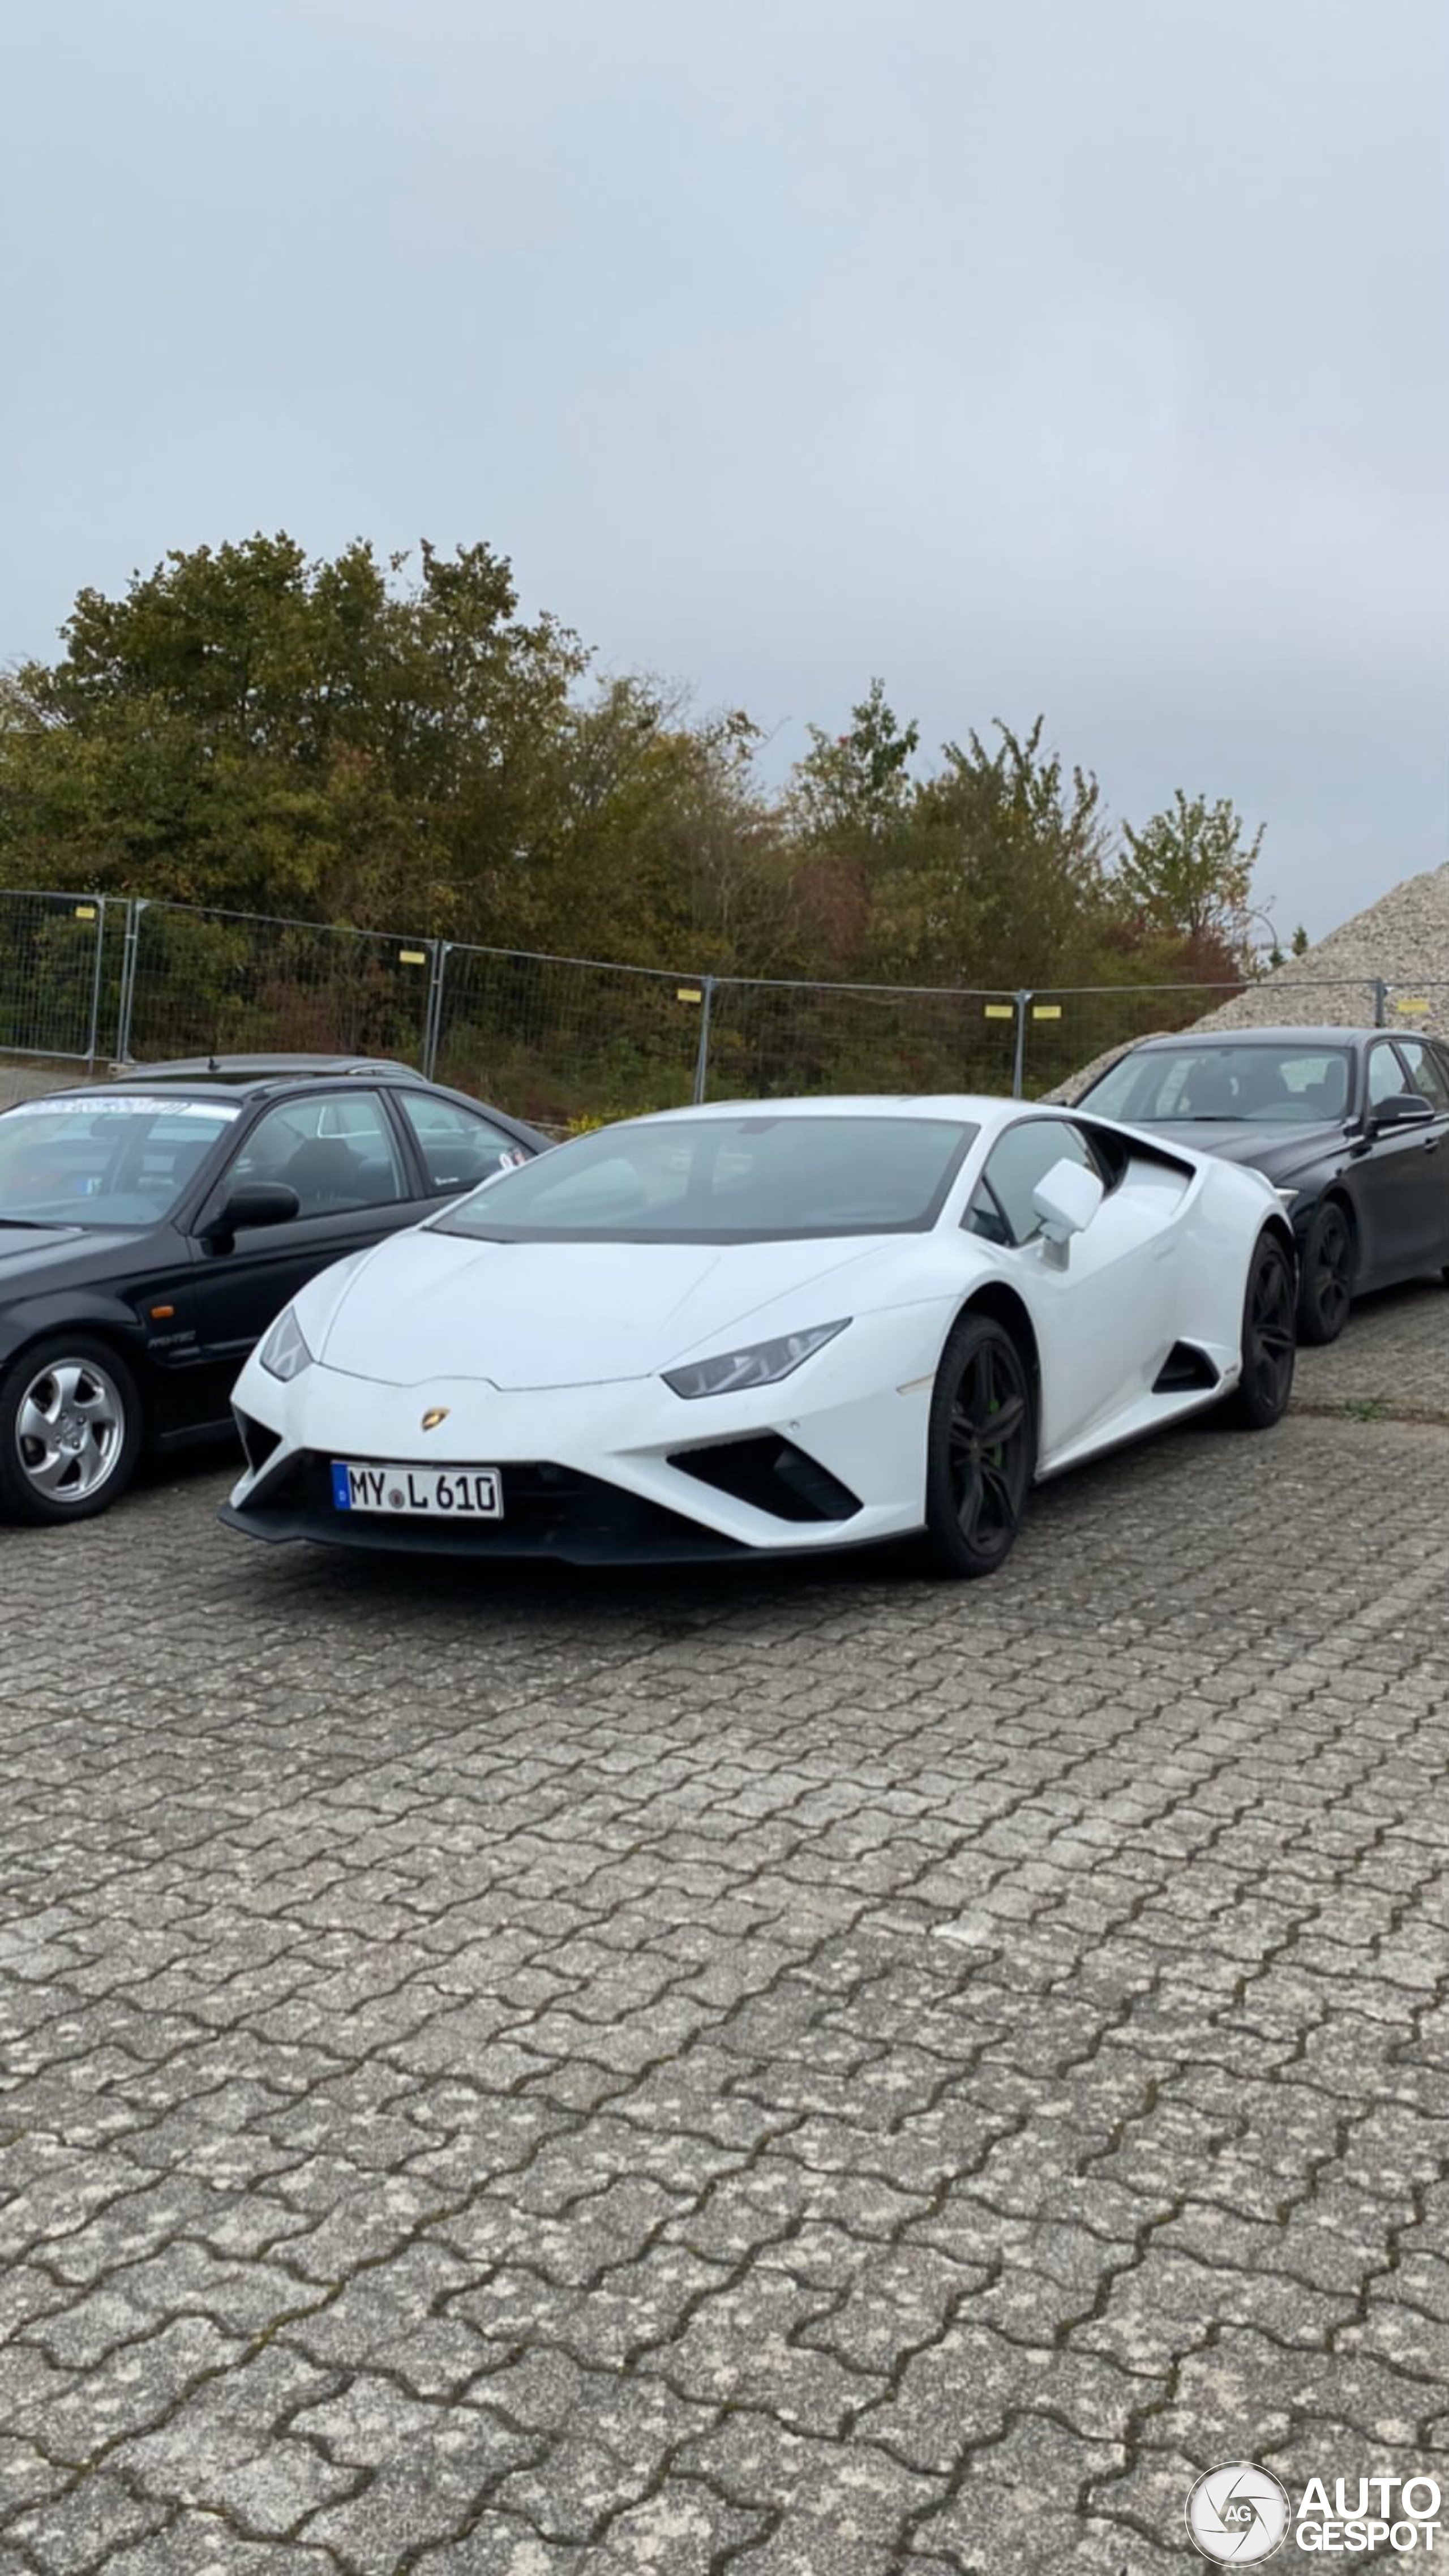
top-left (15, 1356), bottom-right (126, 1505)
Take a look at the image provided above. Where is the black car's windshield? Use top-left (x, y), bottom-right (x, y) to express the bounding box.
top-left (0, 1095), bottom-right (240, 1225)
top-left (435, 1113), bottom-right (979, 1243)
top-left (1083, 1043), bottom-right (1352, 1125)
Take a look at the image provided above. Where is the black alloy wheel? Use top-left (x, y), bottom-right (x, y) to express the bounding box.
top-left (923, 1312), bottom-right (1036, 1578)
top-left (1230, 1232), bottom-right (1297, 1429)
top-left (1297, 1198), bottom-right (1354, 1345)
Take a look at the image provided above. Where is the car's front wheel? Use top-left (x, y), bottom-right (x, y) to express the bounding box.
top-left (922, 1311), bottom-right (1036, 1578)
top-left (1229, 1232), bottom-right (1296, 1429)
top-left (1297, 1197), bottom-right (1354, 1345)
top-left (0, 1337), bottom-right (142, 1525)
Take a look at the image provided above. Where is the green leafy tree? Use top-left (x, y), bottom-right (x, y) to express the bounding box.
top-left (788, 678), bottom-right (919, 848)
top-left (892, 717), bottom-right (1115, 987)
top-left (1116, 790), bottom-right (1264, 969)
top-left (0, 534), bottom-right (585, 929)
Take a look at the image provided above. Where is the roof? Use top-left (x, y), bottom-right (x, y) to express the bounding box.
top-left (1131, 1026), bottom-right (1379, 1051)
top-left (632, 1094), bottom-right (1049, 1123)
top-left (113, 1053), bottom-right (418, 1083)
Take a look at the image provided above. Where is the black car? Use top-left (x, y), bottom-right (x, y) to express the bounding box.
top-left (1078, 1026), bottom-right (1449, 1343)
top-left (0, 1057), bottom-right (549, 1524)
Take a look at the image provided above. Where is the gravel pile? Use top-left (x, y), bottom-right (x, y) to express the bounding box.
top-left (1198, 859), bottom-right (1449, 1037)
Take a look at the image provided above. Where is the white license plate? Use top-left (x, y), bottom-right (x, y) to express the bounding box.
top-left (330, 1461), bottom-right (503, 1519)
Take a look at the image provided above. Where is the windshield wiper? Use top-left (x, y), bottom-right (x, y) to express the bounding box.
top-left (0, 1216), bottom-right (72, 1229)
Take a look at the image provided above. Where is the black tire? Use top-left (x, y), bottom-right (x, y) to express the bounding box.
top-left (922, 1311), bottom-right (1036, 1579)
top-left (0, 1335), bottom-right (143, 1526)
top-left (1229, 1232), bottom-right (1296, 1429)
top-left (1296, 1197), bottom-right (1354, 1345)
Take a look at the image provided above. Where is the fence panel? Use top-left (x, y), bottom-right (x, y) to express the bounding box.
top-left (117, 903), bottom-right (435, 1068)
top-left (1382, 981), bottom-right (1449, 1041)
top-left (0, 889), bottom-right (114, 1064)
top-left (431, 944), bottom-right (703, 1125)
top-left (704, 978), bottom-right (1022, 1102)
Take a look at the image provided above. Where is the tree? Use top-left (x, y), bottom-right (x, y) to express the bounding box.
top-left (895, 717), bottom-right (1116, 987)
top-left (1116, 790), bottom-right (1264, 970)
top-left (788, 678), bottom-right (919, 850)
top-left (0, 535), bottom-right (586, 930)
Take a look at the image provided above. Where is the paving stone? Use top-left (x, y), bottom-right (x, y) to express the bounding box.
top-left (1, 1364), bottom-right (1446, 2571)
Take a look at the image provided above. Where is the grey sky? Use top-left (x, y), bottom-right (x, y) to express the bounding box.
top-left (5, 0), bottom-right (1446, 937)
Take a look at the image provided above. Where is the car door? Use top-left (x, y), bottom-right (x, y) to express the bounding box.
top-left (389, 1091), bottom-right (535, 1202)
top-left (182, 1088), bottom-right (435, 1421)
top-left (1388, 1039), bottom-right (1449, 1267)
top-left (1353, 1040), bottom-right (1441, 1281)
top-left (964, 1117), bottom-right (1177, 1458)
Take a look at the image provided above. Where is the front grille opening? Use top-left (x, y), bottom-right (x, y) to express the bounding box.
top-left (233, 1407), bottom-right (282, 1476)
top-left (670, 1436), bottom-right (861, 1523)
top-left (1152, 1340), bottom-right (1221, 1395)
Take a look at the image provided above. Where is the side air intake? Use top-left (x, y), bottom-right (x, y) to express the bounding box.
top-left (1152, 1341), bottom-right (1221, 1395)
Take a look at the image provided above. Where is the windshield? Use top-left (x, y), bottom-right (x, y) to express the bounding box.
top-left (0, 1095), bottom-right (239, 1225)
top-left (1083, 1043), bottom-right (1352, 1125)
top-left (435, 1113), bottom-right (979, 1243)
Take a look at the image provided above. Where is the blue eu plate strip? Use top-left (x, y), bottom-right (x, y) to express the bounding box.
top-left (331, 1463), bottom-right (352, 1511)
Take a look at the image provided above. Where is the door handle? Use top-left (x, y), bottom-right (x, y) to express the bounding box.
top-left (1424, 1135), bottom-right (1442, 1154)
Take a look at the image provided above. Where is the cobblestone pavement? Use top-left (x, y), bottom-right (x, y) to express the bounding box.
top-left (2, 1300), bottom-right (1448, 2576)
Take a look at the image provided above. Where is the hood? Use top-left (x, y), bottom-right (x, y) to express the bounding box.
top-left (1124, 1117), bottom-right (1345, 1176)
top-left (0, 1223), bottom-right (152, 1278)
top-left (310, 1224), bottom-right (901, 1389)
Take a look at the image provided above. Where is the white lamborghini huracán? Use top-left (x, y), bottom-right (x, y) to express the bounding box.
top-left (222, 1096), bottom-right (1296, 1579)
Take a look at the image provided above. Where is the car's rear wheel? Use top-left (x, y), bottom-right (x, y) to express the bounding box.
top-left (1297, 1197), bottom-right (1354, 1344)
top-left (1229, 1233), bottom-right (1296, 1429)
top-left (922, 1312), bottom-right (1036, 1578)
top-left (0, 1337), bottom-right (142, 1525)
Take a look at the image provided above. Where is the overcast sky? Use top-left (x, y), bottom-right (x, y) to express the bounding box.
top-left (5, 0), bottom-right (1446, 936)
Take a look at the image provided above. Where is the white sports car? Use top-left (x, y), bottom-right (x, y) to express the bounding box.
top-left (221, 1096), bottom-right (1296, 1579)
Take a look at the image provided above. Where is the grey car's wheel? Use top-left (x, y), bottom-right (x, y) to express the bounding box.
top-left (0, 1337), bottom-right (141, 1525)
top-left (922, 1312), bottom-right (1036, 1579)
top-left (1229, 1233), bottom-right (1296, 1429)
top-left (1297, 1198), bottom-right (1354, 1345)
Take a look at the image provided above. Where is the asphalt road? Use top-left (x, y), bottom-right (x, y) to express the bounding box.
top-left (2, 1281), bottom-right (1447, 2574)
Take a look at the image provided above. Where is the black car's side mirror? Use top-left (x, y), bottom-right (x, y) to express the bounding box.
top-left (1369, 1092), bottom-right (1435, 1133)
top-left (199, 1181), bottom-right (302, 1246)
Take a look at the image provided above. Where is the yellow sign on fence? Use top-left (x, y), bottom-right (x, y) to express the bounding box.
top-left (1032, 1004), bottom-right (1063, 1021)
top-left (1395, 996), bottom-right (1430, 1014)
top-left (676, 987), bottom-right (703, 1004)
top-left (398, 948), bottom-right (427, 965)
top-left (983, 1003), bottom-right (1014, 1020)
top-left (74, 905), bottom-right (97, 921)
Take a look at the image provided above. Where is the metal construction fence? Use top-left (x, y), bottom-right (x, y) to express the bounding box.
top-left (2, 885), bottom-right (1445, 1119)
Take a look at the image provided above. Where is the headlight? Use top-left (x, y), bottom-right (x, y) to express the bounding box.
top-left (259, 1305), bottom-right (314, 1383)
top-left (663, 1319), bottom-right (849, 1401)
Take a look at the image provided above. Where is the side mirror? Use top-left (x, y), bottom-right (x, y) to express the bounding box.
top-left (1032, 1156), bottom-right (1104, 1248)
top-left (1370, 1092), bottom-right (1434, 1132)
top-left (200, 1181), bottom-right (301, 1245)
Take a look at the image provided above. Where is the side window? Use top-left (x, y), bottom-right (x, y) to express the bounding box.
top-left (1394, 1040), bottom-right (1449, 1115)
top-left (973, 1120), bottom-right (1095, 1248)
top-left (395, 1094), bottom-right (532, 1198)
top-left (228, 1093), bottom-right (406, 1219)
top-left (1367, 1044), bottom-right (1408, 1110)
top-left (964, 1180), bottom-right (1011, 1246)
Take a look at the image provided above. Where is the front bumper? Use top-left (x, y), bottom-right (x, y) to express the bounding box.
top-left (221, 1321), bottom-right (940, 1565)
